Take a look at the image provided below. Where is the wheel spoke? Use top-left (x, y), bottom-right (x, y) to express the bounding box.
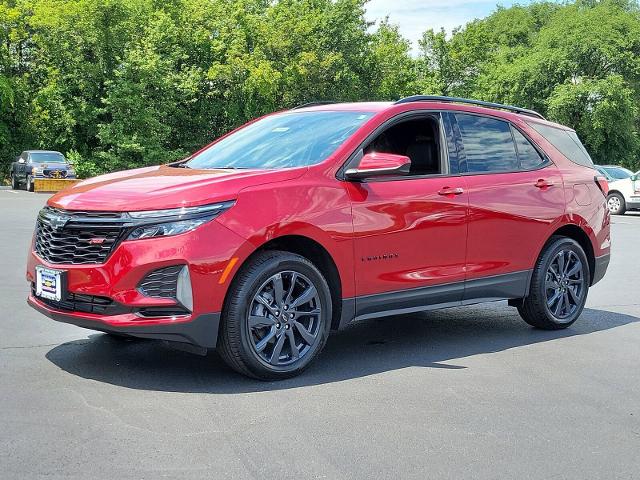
top-left (545, 279), bottom-right (558, 291)
top-left (255, 327), bottom-right (276, 352)
top-left (563, 291), bottom-right (571, 314)
top-left (294, 321), bottom-right (316, 345)
top-left (284, 272), bottom-right (298, 306)
top-left (269, 334), bottom-right (286, 365)
top-left (293, 308), bottom-right (321, 318)
top-left (290, 285), bottom-right (317, 308)
top-left (286, 329), bottom-right (299, 360)
top-left (547, 289), bottom-right (561, 308)
top-left (566, 260), bottom-right (582, 278)
top-left (553, 292), bottom-right (565, 316)
top-left (567, 285), bottom-right (580, 305)
top-left (255, 295), bottom-right (278, 316)
top-left (557, 251), bottom-right (566, 275)
top-left (249, 314), bottom-right (275, 329)
top-left (272, 274), bottom-right (285, 304)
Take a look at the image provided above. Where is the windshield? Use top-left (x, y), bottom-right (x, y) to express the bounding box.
top-left (31, 152), bottom-right (65, 163)
top-left (186, 111), bottom-right (374, 170)
top-left (602, 166), bottom-right (633, 180)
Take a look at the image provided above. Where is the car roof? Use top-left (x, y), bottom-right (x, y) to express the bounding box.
top-left (25, 150), bottom-right (64, 154)
top-left (293, 99), bottom-right (572, 130)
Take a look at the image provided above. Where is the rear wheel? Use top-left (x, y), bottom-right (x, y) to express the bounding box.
top-left (607, 192), bottom-right (626, 215)
top-left (218, 251), bottom-right (332, 380)
top-left (518, 236), bottom-right (589, 330)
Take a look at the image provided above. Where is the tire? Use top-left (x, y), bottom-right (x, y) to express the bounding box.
top-left (10, 173), bottom-right (19, 190)
top-left (518, 236), bottom-right (590, 330)
top-left (218, 251), bottom-right (332, 380)
top-left (607, 192), bottom-right (626, 215)
top-left (26, 175), bottom-right (34, 192)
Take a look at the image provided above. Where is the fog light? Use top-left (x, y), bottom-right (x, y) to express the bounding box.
top-left (176, 265), bottom-right (193, 312)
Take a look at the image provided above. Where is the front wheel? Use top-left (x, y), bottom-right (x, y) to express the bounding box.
top-left (26, 175), bottom-right (34, 192)
top-left (518, 236), bottom-right (589, 330)
top-left (218, 251), bottom-right (332, 380)
top-left (10, 173), bottom-right (19, 190)
top-left (607, 192), bottom-right (626, 215)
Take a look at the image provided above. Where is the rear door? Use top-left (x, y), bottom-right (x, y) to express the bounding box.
top-left (446, 112), bottom-right (565, 300)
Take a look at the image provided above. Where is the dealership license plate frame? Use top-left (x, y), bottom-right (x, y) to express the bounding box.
top-left (35, 266), bottom-right (66, 302)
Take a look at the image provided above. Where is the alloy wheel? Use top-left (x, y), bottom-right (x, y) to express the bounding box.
top-left (545, 249), bottom-right (586, 321)
top-left (607, 196), bottom-right (621, 213)
top-left (247, 271), bottom-right (322, 367)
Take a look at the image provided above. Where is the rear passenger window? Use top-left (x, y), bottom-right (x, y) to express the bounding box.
top-left (455, 114), bottom-right (518, 173)
top-left (512, 127), bottom-right (545, 170)
top-left (527, 122), bottom-right (594, 167)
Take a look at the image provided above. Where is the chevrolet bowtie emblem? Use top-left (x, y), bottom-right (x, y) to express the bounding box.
top-left (48, 213), bottom-right (70, 231)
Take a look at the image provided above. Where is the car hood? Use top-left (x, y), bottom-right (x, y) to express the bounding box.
top-left (48, 165), bottom-right (307, 211)
top-left (35, 162), bottom-right (71, 169)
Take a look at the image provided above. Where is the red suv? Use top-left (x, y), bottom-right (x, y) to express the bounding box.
top-left (27, 96), bottom-right (611, 379)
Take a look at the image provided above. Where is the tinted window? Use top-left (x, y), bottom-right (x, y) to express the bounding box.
top-left (602, 166), bottom-right (633, 180)
top-left (363, 116), bottom-right (441, 176)
top-left (187, 111), bottom-right (374, 170)
top-left (512, 127), bottom-right (545, 170)
top-left (527, 122), bottom-right (593, 167)
top-left (30, 152), bottom-right (65, 163)
top-left (455, 114), bottom-right (518, 173)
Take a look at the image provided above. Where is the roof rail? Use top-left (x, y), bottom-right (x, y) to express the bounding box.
top-left (394, 95), bottom-right (545, 120)
top-left (291, 101), bottom-right (337, 110)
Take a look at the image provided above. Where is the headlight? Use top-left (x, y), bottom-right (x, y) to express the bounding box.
top-left (125, 201), bottom-right (234, 240)
top-left (32, 167), bottom-right (43, 175)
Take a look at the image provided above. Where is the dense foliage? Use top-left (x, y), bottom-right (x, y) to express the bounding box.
top-left (1, 0), bottom-right (639, 179)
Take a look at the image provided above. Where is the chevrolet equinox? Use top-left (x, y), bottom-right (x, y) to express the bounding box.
top-left (27, 96), bottom-right (611, 379)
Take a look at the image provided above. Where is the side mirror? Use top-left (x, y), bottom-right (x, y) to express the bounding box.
top-left (18, 158), bottom-right (25, 164)
top-left (631, 174), bottom-right (638, 181)
top-left (345, 152), bottom-right (411, 180)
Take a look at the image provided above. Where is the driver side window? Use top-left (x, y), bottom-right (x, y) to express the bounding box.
top-left (363, 116), bottom-right (443, 176)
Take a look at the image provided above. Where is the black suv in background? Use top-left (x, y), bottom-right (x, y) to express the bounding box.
top-left (10, 150), bottom-right (76, 191)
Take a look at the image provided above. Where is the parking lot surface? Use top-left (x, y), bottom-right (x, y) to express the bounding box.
top-left (1, 189), bottom-right (639, 479)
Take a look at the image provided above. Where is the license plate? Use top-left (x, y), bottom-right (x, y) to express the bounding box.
top-left (35, 266), bottom-right (64, 301)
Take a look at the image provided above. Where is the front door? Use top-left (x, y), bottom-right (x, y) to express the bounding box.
top-left (344, 114), bottom-right (469, 319)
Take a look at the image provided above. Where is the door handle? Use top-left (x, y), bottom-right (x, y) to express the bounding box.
top-left (438, 187), bottom-right (464, 196)
top-left (534, 179), bottom-right (554, 189)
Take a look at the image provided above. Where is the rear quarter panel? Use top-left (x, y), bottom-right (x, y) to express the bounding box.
top-left (516, 118), bottom-right (611, 259)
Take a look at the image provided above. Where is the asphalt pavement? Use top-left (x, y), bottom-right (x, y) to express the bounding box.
top-left (1, 189), bottom-right (638, 479)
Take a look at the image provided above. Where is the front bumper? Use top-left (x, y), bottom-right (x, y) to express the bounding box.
top-left (27, 218), bottom-right (254, 347)
top-left (626, 199), bottom-right (640, 210)
top-left (28, 295), bottom-right (220, 347)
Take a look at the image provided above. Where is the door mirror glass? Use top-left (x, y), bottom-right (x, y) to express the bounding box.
top-left (345, 152), bottom-right (411, 180)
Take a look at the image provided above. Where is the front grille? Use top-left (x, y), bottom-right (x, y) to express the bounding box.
top-left (32, 284), bottom-right (126, 315)
top-left (137, 265), bottom-right (183, 298)
top-left (43, 169), bottom-right (67, 178)
top-left (35, 207), bottom-right (126, 265)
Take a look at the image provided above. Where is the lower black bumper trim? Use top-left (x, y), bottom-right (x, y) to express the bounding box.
top-left (28, 297), bottom-right (220, 349)
top-left (591, 253), bottom-right (610, 286)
